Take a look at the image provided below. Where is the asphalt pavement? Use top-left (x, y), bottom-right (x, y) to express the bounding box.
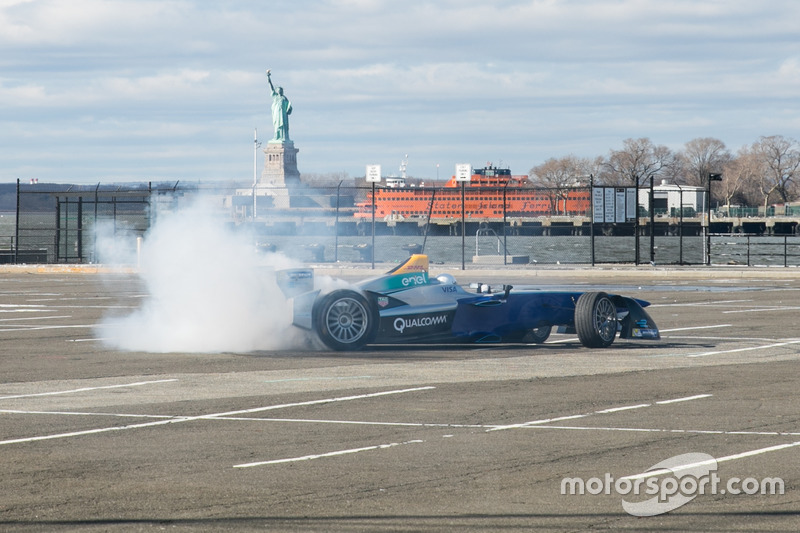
top-left (1, 265), bottom-right (799, 531)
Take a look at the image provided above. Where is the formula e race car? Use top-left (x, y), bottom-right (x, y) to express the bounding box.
top-left (279, 254), bottom-right (660, 351)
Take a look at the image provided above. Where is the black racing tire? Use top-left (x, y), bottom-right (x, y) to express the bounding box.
top-left (575, 292), bottom-right (617, 348)
top-left (313, 289), bottom-right (377, 351)
top-left (525, 325), bottom-right (552, 344)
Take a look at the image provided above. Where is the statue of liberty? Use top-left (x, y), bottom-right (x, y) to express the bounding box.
top-left (266, 70), bottom-right (292, 142)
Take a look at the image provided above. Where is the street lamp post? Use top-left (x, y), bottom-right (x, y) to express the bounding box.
top-left (706, 173), bottom-right (723, 265)
top-left (650, 175), bottom-right (655, 265)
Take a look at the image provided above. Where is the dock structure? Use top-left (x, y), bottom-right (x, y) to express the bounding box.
top-left (246, 210), bottom-right (800, 237)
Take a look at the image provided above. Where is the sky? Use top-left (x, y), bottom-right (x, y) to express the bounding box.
top-left (1, 0), bottom-right (799, 184)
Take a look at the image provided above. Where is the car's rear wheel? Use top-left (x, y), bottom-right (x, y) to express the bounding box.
top-left (575, 292), bottom-right (617, 348)
top-left (313, 290), bottom-right (377, 351)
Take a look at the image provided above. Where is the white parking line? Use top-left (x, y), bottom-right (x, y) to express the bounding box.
top-left (547, 325), bottom-right (733, 346)
top-left (0, 409), bottom-right (173, 419)
top-left (656, 394), bottom-right (713, 404)
top-left (622, 440), bottom-right (800, 481)
top-left (0, 315), bottom-right (72, 323)
top-left (687, 339), bottom-right (800, 358)
top-left (510, 424), bottom-right (800, 438)
top-left (0, 379), bottom-right (178, 400)
top-left (234, 439), bottom-right (425, 468)
top-left (596, 404), bottom-right (650, 414)
top-left (487, 393), bottom-right (712, 432)
top-left (724, 306), bottom-right (800, 314)
top-left (653, 300), bottom-right (752, 308)
top-left (0, 386), bottom-right (435, 446)
top-left (659, 325), bottom-right (732, 333)
top-left (212, 416), bottom-right (491, 429)
top-left (0, 324), bottom-right (96, 333)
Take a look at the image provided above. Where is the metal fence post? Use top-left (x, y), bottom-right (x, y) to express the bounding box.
top-left (678, 187), bottom-right (684, 264)
top-left (503, 183), bottom-right (508, 265)
top-left (747, 236), bottom-right (751, 266)
top-left (334, 180), bottom-right (342, 263)
top-left (77, 197), bottom-right (83, 263)
top-left (649, 176), bottom-right (655, 264)
top-left (14, 179), bottom-right (20, 264)
top-left (634, 180), bottom-right (640, 265)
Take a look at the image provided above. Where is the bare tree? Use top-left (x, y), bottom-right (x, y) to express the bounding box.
top-left (300, 171), bottom-right (353, 187)
top-left (720, 146), bottom-right (761, 208)
top-left (529, 155), bottom-right (593, 215)
top-left (753, 135), bottom-right (800, 211)
top-left (681, 137), bottom-right (732, 189)
top-left (602, 138), bottom-right (676, 187)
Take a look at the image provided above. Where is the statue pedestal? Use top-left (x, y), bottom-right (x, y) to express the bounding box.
top-left (261, 141), bottom-right (300, 188)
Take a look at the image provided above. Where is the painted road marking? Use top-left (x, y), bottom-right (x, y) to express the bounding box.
top-left (653, 300), bottom-right (752, 308)
top-left (596, 404), bottom-right (650, 414)
top-left (0, 324), bottom-right (97, 333)
top-left (513, 425), bottom-right (800, 438)
top-left (659, 325), bottom-right (732, 333)
top-left (547, 325), bottom-right (733, 345)
top-left (0, 409), bottom-right (174, 419)
top-left (723, 306), bottom-right (800, 314)
top-left (0, 386), bottom-right (435, 446)
top-left (662, 335), bottom-right (778, 342)
top-left (687, 339), bottom-right (800, 358)
top-left (487, 393), bottom-right (712, 432)
top-left (0, 315), bottom-right (71, 323)
top-left (622, 440), bottom-right (800, 481)
top-left (262, 376), bottom-right (374, 383)
top-left (656, 393), bottom-right (713, 404)
top-left (212, 416), bottom-right (492, 429)
top-left (234, 439), bottom-right (425, 468)
top-left (0, 379), bottom-right (178, 400)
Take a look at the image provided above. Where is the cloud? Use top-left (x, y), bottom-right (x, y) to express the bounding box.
top-left (1, 0), bottom-right (800, 182)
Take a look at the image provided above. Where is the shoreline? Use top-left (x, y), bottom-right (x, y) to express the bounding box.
top-left (2, 262), bottom-right (799, 280)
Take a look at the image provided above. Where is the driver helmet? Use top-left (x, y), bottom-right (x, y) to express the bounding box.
top-left (436, 273), bottom-right (457, 285)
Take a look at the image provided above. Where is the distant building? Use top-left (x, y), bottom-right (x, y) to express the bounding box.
top-left (638, 180), bottom-right (705, 216)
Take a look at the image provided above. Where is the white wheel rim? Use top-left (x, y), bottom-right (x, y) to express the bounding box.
top-left (325, 298), bottom-right (368, 344)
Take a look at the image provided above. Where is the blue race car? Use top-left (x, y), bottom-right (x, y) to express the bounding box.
top-left (282, 254), bottom-right (660, 351)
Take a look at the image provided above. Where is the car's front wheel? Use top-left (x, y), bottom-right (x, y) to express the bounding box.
top-left (575, 292), bottom-right (617, 348)
top-left (313, 290), bottom-right (377, 351)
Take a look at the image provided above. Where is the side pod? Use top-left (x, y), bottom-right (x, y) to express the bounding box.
top-left (290, 290), bottom-right (319, 330)
top-left (615, 296), bottom-right (660, 340)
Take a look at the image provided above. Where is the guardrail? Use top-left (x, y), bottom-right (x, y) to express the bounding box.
top-left (711, 235), bottom-right (800, 267)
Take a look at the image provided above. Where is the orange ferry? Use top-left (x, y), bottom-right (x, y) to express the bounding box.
top-left (354, 165), bottom-right (591, 220)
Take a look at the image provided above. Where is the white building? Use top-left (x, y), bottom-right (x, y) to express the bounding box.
top-left (638, 180), bottom-right (706, 216)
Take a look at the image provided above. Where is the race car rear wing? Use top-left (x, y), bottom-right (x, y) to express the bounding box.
top-left (276, 268), bottom-right (314, 298)
top-left (386, 254), bottom-right (429, 276)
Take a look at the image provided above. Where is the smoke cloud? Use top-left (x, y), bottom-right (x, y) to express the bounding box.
top-left (96, 198), bottom-right (311, 353)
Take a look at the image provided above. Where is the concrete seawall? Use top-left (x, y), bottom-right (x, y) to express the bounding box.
top-left (3, 262), bottom-right (799, 280)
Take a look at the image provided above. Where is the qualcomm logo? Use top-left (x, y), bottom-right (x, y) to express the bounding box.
top-left (393, 315), bottom-right (447, 333)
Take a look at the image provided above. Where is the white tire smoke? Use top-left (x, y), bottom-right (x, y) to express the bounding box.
top-left (95, 199), bottom-right (307, 353)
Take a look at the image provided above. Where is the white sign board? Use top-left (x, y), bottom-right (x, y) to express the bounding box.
top-left (455, 163), bottom-right (472, 182)
top-left (604, 188), bottom-right (615, 223)
top-left (615, 188), bottom-right (627, 223)
top-left (365, 164), bottom-right (381, 183)
top-left (592, 187), bottom-right (605, 223)
top-left (592, 186), bottom-right (638, 223)
top-left (626, 188), bottom-right (637, 220)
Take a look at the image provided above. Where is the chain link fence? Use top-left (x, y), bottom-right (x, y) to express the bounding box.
top-left (3, 179), bottom-right (799, 266)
